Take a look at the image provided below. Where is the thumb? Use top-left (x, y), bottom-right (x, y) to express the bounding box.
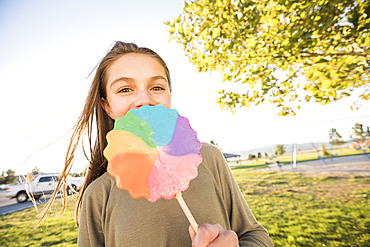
top-left (189, 224), bottom-right (197, 241)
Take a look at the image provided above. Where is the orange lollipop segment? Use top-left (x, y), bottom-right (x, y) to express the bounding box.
top-left (108, 152), bottom-right (159, 200)
top-left (104, 130), bottom-right (157, 161)
top-left (105, 129), bottom-right (159, 199)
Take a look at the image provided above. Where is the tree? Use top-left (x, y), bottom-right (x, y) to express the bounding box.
top-left (6, 169), bottom-right (15, 177)
top-left (351, 122), bottom-right (365, 141)
top-left (79, 167), bottom-right (88, 177)
top-left (257, 152), bottom-right (262, 158)
top-left (329, 128), bottom-right (345, 145)
top-left (275, 144), bottom-right (286, 155)
top-left (366, 126), bottom-right (370, 137)
top-left (264, 152), bottom-right (268, 158)
top-left (210, 139), bottom-right (223, 153)
top-left (0, 172), bottom-right (4, 184)
top-left (0, 169), bottom-right (17, 184)
top-left (166, 0), bottom-right (370, 116)
top-left (248, 154), bottom-right (256, 160)
top-left (32, 166), bottom-right (41, 175)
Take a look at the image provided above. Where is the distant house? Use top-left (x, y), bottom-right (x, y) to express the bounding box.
top-left (223, 153), bottom-right (241, 164)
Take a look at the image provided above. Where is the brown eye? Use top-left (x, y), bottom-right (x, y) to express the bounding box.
top-left (152, 86), bottom-right (164, 91)
top-left (119, 88), bottom-right (132, 93)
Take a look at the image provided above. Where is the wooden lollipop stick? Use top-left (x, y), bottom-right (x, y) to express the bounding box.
top-left (175, 192), bottom-right (198, 233)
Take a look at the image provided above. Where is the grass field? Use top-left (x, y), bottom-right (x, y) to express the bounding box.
top-left (234, 171), bottom-right (370, 246)
top-left (0, 197), bottom-right (78, 247)
top-left (0, 166), bottom-right (369, 246)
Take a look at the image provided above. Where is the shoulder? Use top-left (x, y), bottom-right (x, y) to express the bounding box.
top-left (199, 142), bottom-right (228, 174)
top-left (200, 142), bottom-right (224, 159)
top-left (200, 142), bottom-right (226, 166)
top-left (84, 172), bottom-right (115, 199)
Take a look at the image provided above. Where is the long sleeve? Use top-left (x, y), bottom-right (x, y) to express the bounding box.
top-left (201, 143), bottom-right (274, 246)
top-left (77, 175), bottom-right (108, 247)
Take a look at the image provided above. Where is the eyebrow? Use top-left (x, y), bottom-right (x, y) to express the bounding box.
top-left (110, 75), bottom-right (168, 89)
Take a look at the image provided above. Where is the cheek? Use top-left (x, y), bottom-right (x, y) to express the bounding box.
top-left (111, 102), bottom-right (132, 120)
top-left (162, 94), bottom-right (172, 109)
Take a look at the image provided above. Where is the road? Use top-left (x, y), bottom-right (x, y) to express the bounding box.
top-left (256, 154), bottom-right (370, 175)
top-left (0, 190), bottom-right (63, 215)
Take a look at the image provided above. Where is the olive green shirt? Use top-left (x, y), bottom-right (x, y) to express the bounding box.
top-left (78, 143), bottom-right (273, 246)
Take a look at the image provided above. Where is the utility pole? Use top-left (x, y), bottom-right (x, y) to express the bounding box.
top-left (291, 143), bottom-right (297, 168)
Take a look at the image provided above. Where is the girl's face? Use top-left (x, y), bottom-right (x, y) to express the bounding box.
top-left (102, 53), bottom-right (172, 120)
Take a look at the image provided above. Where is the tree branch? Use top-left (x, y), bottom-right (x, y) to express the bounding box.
top-left (302, 51), bottom-right (369, 57)
top-left (229, 50), bottom-right (370, 63)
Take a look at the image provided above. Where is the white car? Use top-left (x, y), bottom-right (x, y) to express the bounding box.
top-left (6, 174), bottom-right (85, 203)
top-left (67, 175), bottom-right (85, 194)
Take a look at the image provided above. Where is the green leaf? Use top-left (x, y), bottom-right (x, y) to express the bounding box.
top-left (347, 63), bottom-right (358, 70)
top-left (322, 80), bottom-right (332, 90)
top-left (316, 58), bottom-right (330, 63)
top-left (178, 24), bottom-right (183, 34)
top-left (200, 28), bottom-right (209, 40)
top-left (364, 35), bottom-right (370, 47)
top-left (212, 27), bottom-right (221, 38)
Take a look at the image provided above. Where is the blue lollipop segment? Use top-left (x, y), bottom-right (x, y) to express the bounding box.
top-left (131, 105), bottom-right (178, 147)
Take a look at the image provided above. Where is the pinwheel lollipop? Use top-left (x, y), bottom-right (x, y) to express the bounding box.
top-left (104, 104), bottom-right (202, 232)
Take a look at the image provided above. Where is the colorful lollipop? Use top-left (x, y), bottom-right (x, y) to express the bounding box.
top-left (104, 104), bottom-right (202, 232)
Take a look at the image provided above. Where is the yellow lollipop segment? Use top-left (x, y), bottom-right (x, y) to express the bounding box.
top-left (104, 130), bottom-right (159, 161)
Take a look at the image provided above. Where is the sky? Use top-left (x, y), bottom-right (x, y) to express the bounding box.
top-left (0, 0), bottom-right (369, 175)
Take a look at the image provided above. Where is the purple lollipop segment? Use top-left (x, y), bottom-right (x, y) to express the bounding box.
top-left (159, 115), bottom-right (202, 156)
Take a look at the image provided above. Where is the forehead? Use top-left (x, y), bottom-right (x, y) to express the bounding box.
top-left (107, 53), bottom-right (166, 79)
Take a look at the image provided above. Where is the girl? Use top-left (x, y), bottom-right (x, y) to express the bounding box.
top-left (39, 42), bottom-right (273, 247)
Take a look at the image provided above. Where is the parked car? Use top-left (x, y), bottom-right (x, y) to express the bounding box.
top-left (0, 184), bottom-right (10, 190)
top-left (66, 175), bottom-right (85, 195)
top-left (6, 174), bottom-right (85, 203)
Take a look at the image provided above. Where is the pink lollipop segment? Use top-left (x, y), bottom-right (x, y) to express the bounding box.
top-left (148, 150), bottom-right (202, 202)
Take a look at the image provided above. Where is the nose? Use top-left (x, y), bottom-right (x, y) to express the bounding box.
top-left (133, 89), bottom-right (156, 109)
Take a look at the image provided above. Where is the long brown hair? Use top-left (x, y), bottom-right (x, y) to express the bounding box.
top-left (36, 42), bottom-right (172, 227)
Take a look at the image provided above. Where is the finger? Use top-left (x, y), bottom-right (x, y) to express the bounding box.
top-left (208, 229), bottom-right (239, 247)
top-left (189, 224), bottom-right (197, 241)
top-left (192, 223), bottom-right (222, 247)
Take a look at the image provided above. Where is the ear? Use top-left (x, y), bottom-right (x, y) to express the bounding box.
top-left (101, 97), bottom-right (114, 119)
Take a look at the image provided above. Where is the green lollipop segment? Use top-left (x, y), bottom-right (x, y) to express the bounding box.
top-left (113, 111), bottom-right (156, 148)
